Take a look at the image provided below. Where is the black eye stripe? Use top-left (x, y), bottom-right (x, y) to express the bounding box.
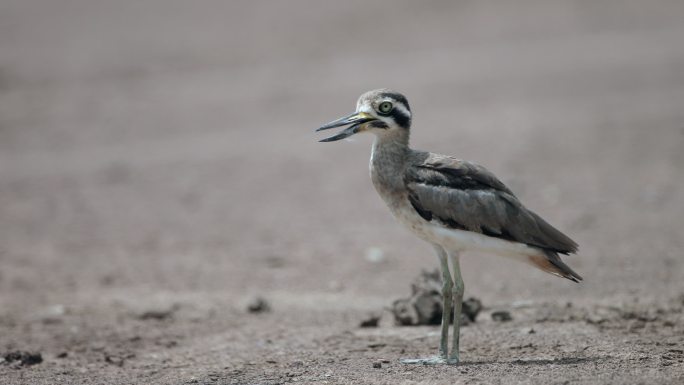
top-left (390, 108), bottom-right (411, 129)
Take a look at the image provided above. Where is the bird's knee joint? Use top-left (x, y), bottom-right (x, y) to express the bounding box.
top-left (442, 275), bottom-right (453, 286)
top-left (452, 282), bottom-right (464, 297)
top-left (442, 281), bottom-right (453, 297)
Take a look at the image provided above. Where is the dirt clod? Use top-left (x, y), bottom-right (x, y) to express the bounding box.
top-left (137, 304), bottom-right (180, 320)
top-left (359, 313), bottom-right (381, 328)
top-left (413, 291), bottom-right (442, 325)
top-left (105, 354), bottom-right (125, 367)
top-left (3, 351), bottom-right (43, 366)
top-left (247, 297), bottom-right (271, 313)
top-left (391, 298), bottom-right (418, 325)
top-left (492, 311), bottom-right (513, 322)
top-left (463, 297), bottom-right (483, 322)
top-left (391, 270), bottom-right (483, 326)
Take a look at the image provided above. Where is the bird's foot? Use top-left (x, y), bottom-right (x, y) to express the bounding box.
top-left (400, 356), bottom-right (458, 365)
top-left (447, 350), bottom-right (460, 365)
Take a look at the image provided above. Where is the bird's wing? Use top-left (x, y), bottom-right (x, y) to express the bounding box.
top-left (405, 154), bottom-right (578, 254)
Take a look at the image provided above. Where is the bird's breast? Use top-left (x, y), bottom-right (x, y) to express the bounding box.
top-left (390, 200), bottom-right (435, 239)
top-left (372, 185), bottom-right (437, 243)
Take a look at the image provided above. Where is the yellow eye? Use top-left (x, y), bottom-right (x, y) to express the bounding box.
top-left (378, 101), bottom-right (393, 114)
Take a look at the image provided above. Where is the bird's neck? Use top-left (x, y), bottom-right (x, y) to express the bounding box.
top-left (370, 130), bottom-right (410, 194)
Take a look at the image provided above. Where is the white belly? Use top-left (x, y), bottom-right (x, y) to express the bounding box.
top-left (390, 201), bottom-right (540, 260)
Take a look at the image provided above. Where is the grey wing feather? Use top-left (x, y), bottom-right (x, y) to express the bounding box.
top-left (406, 154), bottom-right (578, 254)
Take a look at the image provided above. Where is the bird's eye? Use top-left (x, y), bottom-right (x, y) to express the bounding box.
top-left (378, 101), bottom-right (393, 114)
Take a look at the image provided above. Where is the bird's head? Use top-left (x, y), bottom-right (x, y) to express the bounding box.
top-left (316, 89), bottom-right (411, 142)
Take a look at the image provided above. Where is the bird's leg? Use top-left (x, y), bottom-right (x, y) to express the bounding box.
top-left (448, 251), bottom-right (464, 365)
top-left (400, 245), bottom-right (452, 365)
top-left (437, 246), bottom-right (453, 360)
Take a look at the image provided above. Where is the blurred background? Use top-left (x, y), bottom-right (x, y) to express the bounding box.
top-left (1, 1), bottom-right (683, 383)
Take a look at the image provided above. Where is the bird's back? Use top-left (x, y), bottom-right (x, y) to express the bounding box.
top-left (404, 152), bottom-right (578, 254)
top-left (376, 149), bottom-right (582, 282)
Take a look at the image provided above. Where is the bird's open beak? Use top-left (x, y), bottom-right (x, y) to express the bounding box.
top-left (316, 112), bottom-right (376, 142)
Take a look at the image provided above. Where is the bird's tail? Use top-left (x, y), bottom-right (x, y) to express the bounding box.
top-left (528, 250), bottom-right (583, 283)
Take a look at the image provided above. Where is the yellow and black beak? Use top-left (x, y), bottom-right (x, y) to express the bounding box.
top-left (316, 112), bottom-right (376, 142)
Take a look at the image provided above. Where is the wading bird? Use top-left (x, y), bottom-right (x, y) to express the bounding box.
top-left (316, 89), bottom-right (581, 365)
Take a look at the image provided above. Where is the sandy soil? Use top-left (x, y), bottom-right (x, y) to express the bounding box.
top-left (1, 1), bottom-right (684, 384)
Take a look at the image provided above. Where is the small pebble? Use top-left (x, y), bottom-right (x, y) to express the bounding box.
top-left (3, 351), bottom-right (43, 366)
top-left (491, 310), bottom-right (513, 322)
top-left (105, 354), bottom-right (124, 367)
top-left (39, 304), bottom-right (67, 324)
top-left (365, 247), bottom-right (385, 263)
top-left (246, 297), bottom-right (271, 313)
top-left (372, 361), bottom-right (382, 368)
top-left (137, 304), bottom-right (180, 320)
top-left (359, 313), bottom-right (381, 328)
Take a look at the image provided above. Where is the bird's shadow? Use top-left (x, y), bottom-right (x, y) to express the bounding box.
top-left (459, 356), bottom-right (605, 367)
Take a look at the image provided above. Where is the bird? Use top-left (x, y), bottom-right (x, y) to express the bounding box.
top-left (316, 89), bottom-right (581, 365)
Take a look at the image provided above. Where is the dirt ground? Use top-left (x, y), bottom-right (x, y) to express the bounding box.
top-left (1, 1), bottom-right (684, 384)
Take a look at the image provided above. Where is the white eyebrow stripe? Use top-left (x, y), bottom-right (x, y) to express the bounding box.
top-left (357, 100), bottom-right (410, 118)
top-left (393, 103), bottom-right (411, 117)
